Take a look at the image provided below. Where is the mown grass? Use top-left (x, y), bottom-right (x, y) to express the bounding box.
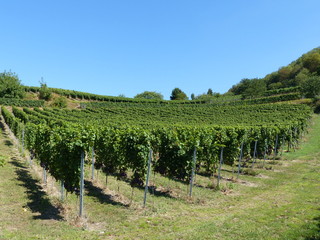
top-left (0, 115), bottom-right (319, 239)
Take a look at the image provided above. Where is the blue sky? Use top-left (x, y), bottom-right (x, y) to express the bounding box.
top-left (0, 1), bottom-right (319, 100)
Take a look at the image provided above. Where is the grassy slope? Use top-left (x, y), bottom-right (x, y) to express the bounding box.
top-left (0, 123), bottom-right (97, 240)
top-left (0, 116), bottom-right (319, 240)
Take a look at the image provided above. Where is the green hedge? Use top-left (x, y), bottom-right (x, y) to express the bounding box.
top-left (0, 98), bottom-right (45, 107)
top-left (1, 106), bottom-right (23, 139)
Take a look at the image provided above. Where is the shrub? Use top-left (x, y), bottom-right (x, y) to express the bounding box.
top-left (39, 82), bottom-right (52, 100)
top-left (52, 96), bottom-right (67, 108)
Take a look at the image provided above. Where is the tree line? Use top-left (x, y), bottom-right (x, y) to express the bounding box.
top-left (229, 47), bottom-right (320, 99)
top-left (2, 47), bottom-right (320, 102)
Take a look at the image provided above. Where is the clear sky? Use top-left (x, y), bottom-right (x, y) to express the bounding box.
top-left (0, 1), bottom-right (319, 100)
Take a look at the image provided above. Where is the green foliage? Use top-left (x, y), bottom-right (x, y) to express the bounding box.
top-left (25, 86), bottom-right (136, 102)
top-left (1, 106), bottom-right (23, 140)
top-left (194, 91), bottom-right (221, 101)
top-left (302, 52), bottom-right (320, 73)
top-left (294, 68), bottom-right (310, 86)
top-left (229, 47), bottom-right (320, 95)
top-left (134, 91), bottom-right (163, 100)
top-left (170, 88), bottom-right (188, 100)
top-left (301, 76), bottom-right (320, 98)
top-left (5, 98), bottom-right (311, 194)
top-left (0, 98), bottom-right (45, 107)
top-left (0, 71), bottom-right (24, 99)
top-left (240, 93), bottom-right (301, 104)
top-left (39, 82), bottom-right (52, 101)
top-left (12, 107), bottom-right (29, 123)
top-left (264, 86), bottom-right (301, 96)
top-left (278, 66), bottom-right (294, 81)
top-left (51, 96), bottom-right (67, 108)
top-left (313, 98), bottom-right (320, 114)
top-left (0, 155), bottom-right (5, 167)
top-left (23, 123), bottom-right (95, 192)
top-left (25, 86), bottom-right (234, 105)
top-left (229, 78), bottom-right (252, 95)
top-left (242, 79), bottom-right (267, 99)
top-left (268, 82), bottom-right (283, 90)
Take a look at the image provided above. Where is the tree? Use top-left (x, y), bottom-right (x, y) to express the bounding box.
top-left (242, 78), bottom-right (267, 99)
top-left (294, 68), bottom-right (310, 86)
top-left (268, 82), bottom-right (283, 90)
top-left (134, 91), bottom-right (163, 100)
top-left (228, 78), bottom-right (252, 95)
top-left (170, 88), bottom-right (188, 100)
top-left (191, 93), bottom-right (195, 100)
top-left (301, 76), bottom-right (320, 98)
top-left (194, 92), bottom-right (220, 100)
top-left (278, 66), bottom-right (293, 81)
top-left (39, 80), bottom-right (52, 101)
top-left (207, 88), bottom-right (213, 96)
top-left (303, 52), bottom-right (320, 73)
top-left (0, 71), bottom-right (24, 98)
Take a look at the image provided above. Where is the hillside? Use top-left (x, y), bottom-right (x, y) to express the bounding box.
top-left (229, 47), bottom-right (320, 99)
top-left (0, 111), bottom-right (319, 239)
top-left (0, 48), bottom-right (319, 239)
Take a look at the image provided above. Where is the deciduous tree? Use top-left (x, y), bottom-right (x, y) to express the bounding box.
top-left (0, 71), bottom-right (24, 98)
top-left (170, 88), bottom-right (188, 100)
top-left (134, 91), bottom-right (163, 100)
top-left (301, 76), bottom-right (320, 98)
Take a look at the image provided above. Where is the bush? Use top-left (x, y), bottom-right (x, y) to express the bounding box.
top-left (39, 82), bottom-right (52, 100)
top-left (52, 96), bottom-right (67, 108)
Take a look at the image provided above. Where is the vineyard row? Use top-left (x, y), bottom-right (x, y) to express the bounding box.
top-left (0, 103), bottom-right (311, 194)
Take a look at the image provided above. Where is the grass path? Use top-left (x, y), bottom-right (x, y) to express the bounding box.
top-left (0, 116), bottom-right (319, 239)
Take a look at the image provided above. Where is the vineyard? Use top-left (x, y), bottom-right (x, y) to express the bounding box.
top-left (1, 99), bottom-right (319, 239)
top-left (0, 102), bottom-right (312, 195)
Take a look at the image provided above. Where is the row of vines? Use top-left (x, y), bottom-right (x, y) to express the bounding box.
top-left (0, 103), bottom-right (312, 195)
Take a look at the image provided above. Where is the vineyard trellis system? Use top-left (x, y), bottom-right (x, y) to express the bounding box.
top-left (0, 102), bottom-right (312, 216)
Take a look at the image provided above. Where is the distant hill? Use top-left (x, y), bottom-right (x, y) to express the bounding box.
top-left (229, 47), bottom-right (320, 98)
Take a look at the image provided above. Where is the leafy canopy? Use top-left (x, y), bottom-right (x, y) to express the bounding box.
top-left (0, 71), bottom-right (25, 98)
top-left (242, 78), bottom-right (267, 99)
top-left (170, 88), bottom-right (188, 100)
top-left (134, 91), bottom-right (163, 100)
top-left (229, 47), bottom-right (320, 95)
top-left (301, 76), bottom-right (320, 98)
